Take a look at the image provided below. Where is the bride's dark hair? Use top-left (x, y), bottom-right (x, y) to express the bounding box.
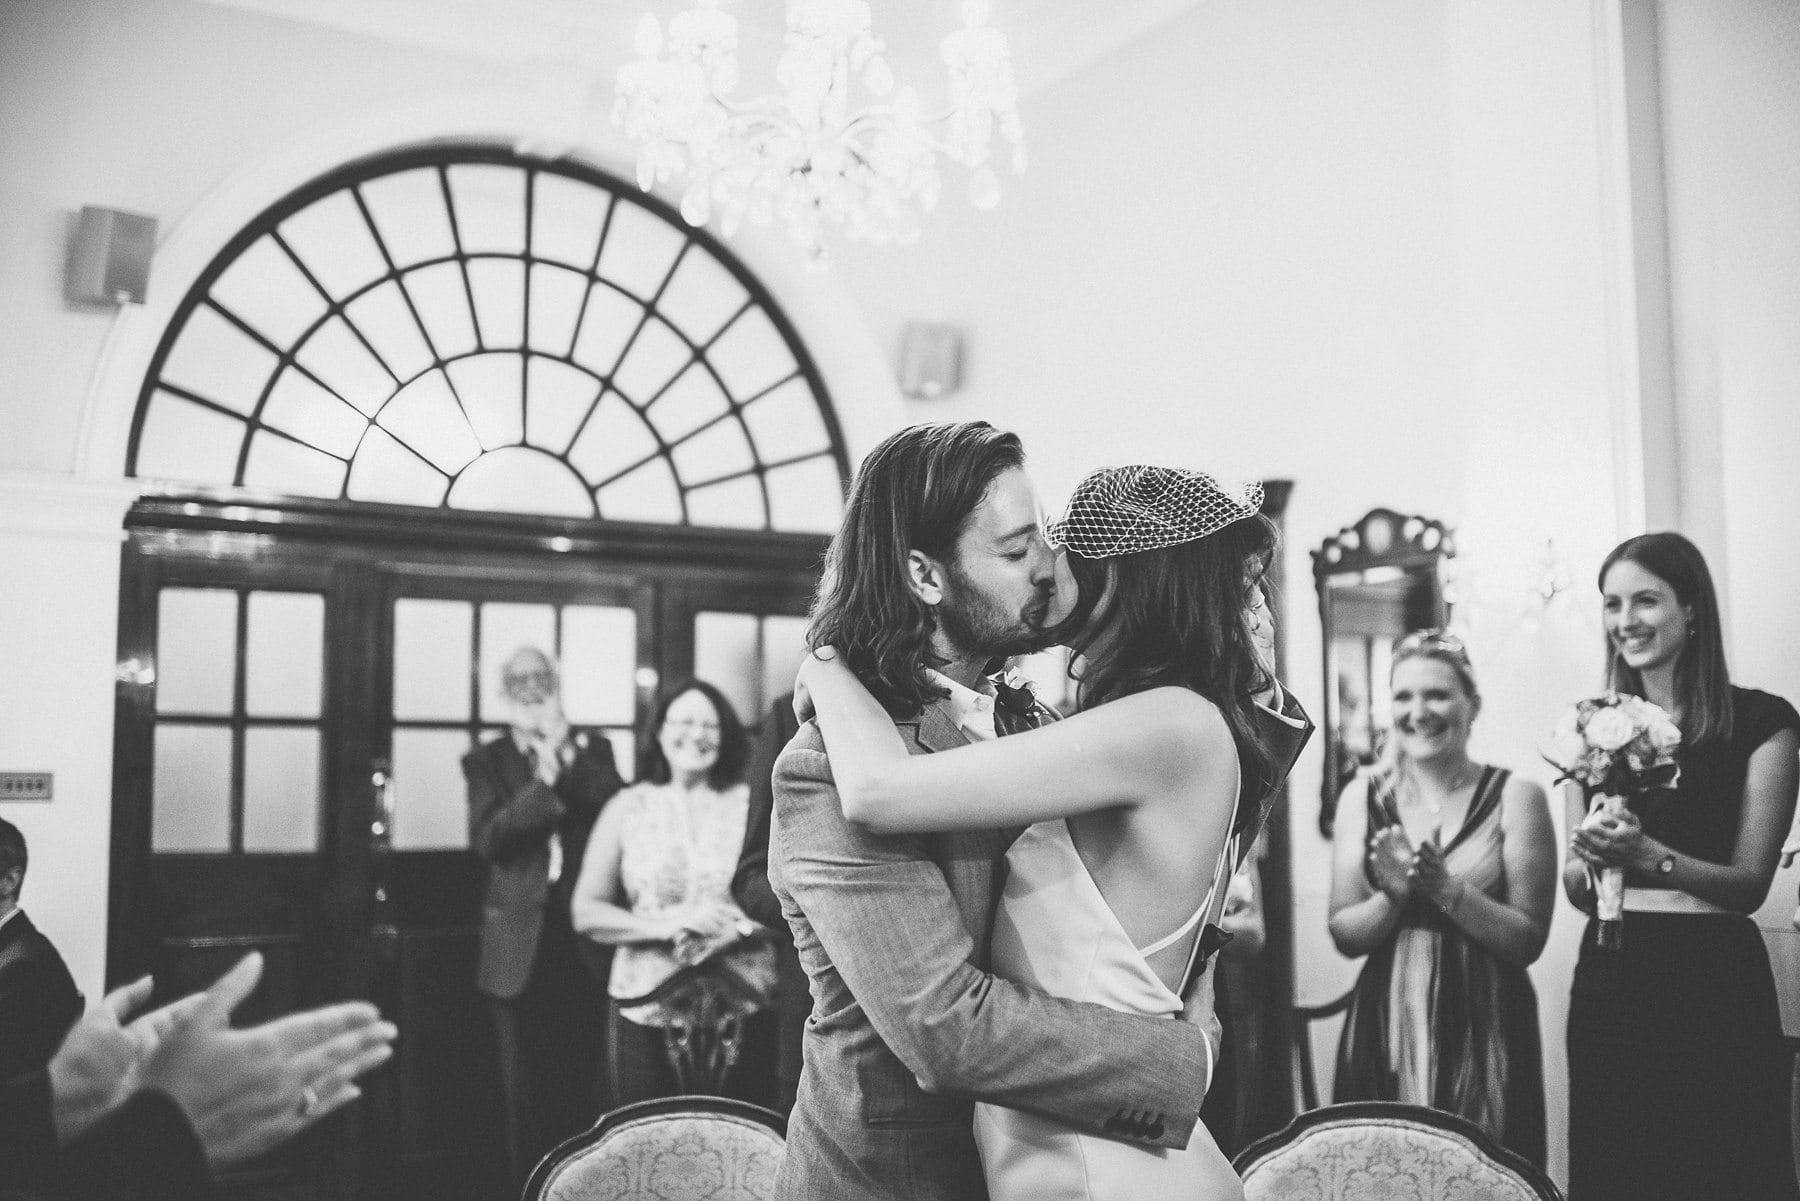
top-left (1062, 512), bottom-right (1281, 828)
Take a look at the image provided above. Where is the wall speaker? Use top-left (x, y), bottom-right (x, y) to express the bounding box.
top-left (898, 321), bottom-right (963, 400)
top-left (67, 206), bottom-right (156, 305)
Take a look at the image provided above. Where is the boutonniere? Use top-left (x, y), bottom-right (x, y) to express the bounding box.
top-left (574, 731), bottom-right (590, 752)
top-left (991, 672), bottom-right (1039, 718)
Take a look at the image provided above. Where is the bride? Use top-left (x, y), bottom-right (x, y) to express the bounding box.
top-left (800, 464), bottom-right (1297, 1201)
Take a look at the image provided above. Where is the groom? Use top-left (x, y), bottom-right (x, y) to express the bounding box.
top-left (769, 422), bottom-right (1220, 1200)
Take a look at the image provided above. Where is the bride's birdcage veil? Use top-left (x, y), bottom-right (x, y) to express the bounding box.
top-left (1047, 465), bottom-right (1264, 558)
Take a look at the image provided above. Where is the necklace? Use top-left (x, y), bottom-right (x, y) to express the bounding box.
top-left (1404, 762), bottom-right (1480, 844)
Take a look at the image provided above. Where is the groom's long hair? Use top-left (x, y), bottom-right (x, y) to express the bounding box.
top-left (809, 422), bottom-right (1024, 717)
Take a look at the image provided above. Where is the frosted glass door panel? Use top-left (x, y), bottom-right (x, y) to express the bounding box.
top-left (157, 589), bottom-right (238, 714)
top-left (479, 603), bottom-right (555, 715)
top-left (560, 606), bottom-right (637, 726)
top-left (243, 727), bottom-right (321, 852)
top-left (393, 599), bottom-right (473, 721)
top-left (153, 724), bottom-right (233, 852)
top-left (693, 612), bottom-right (760, 726)
top-left (245, 592), bottom-right (324, 717)
top-left (391, 728), bottom-right (474, 850)
top-left (759, 616), bottom-right (810, 715)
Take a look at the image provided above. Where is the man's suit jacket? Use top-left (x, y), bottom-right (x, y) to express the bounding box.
top-left (0, 913), bottom-right (82, 1081)
top-left (731, 696), bottom-right (807, 1019)
top-left (464, 733), bottom-right (624, 1000)
top-left (769, 698), bottom-right (1212, 1201)
top-left (0, 1070), bottom-right (212, 1201)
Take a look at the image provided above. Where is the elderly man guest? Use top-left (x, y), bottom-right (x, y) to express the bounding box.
top-left (0, 818), bottom-right (82, 1081)
top-left (464, 647), bottom-right (625, 1183)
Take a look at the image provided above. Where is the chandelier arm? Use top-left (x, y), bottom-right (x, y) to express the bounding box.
top-left (844, 103), bottom-right (959, 128)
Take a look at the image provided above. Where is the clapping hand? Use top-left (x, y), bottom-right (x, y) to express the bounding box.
top-left (1412, 838), bottom-right (1466, 915)
top-left (528, 704), bottom-right (572, 785)
top-left (136, 952), bottom-right (396, 1168)
top-left (1367, 826), bottom-right (1416, 905)
top-left (48, 976), bottom-right (206, 1145)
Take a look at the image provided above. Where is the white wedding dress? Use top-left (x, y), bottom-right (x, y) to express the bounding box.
top-left (974, 812), bottom-right (1245, 1201)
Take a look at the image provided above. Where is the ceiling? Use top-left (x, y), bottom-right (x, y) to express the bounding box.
top-left (200, 0), bottom-right (1206, 99)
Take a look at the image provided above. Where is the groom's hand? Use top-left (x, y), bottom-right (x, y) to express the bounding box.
top-left (1178, 970), bottom-right (1223, 1096)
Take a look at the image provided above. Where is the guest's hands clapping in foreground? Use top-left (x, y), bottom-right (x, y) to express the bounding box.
top-left (49, 951), bottom-right (396, 1168)
top-left (47, 975), bottom-right (205, 1145)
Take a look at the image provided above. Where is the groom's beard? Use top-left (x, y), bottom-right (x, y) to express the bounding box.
top-left (938, 565), bottom-right (1057, 661)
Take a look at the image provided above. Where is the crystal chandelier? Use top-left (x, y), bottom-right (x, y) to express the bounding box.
top-left (612, 0), bottom-right (1025, 262)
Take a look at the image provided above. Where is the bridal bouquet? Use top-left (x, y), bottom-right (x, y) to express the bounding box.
top-left (1544, 692), bottom-right (1682, 948)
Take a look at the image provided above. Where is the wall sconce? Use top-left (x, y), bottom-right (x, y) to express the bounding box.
top-left (1530, 538), bottom-right (1573, 607)
top-left (67, 206), bottom-right (156, 306)
top-left (898, 321), bottom-right (964, 400)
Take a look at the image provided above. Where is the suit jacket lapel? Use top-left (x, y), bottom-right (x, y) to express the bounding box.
top-left (898, 700), bottom-right (972, 756)
top-left (0, 911), bottom-right (29, 956)
top-left (493, 736), bottom-right (532, 791)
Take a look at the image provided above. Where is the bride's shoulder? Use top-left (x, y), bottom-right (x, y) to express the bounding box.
top-left (1095, 687), bottom-right (1232, 749)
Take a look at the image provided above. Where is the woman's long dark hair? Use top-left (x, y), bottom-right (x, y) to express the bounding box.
top-left (808, 422), bottom-right (1025, 716)
top-left (1062, 511), bottom-right (1281, 826)
top-left (638, 678), bottom-right (749, 789)
top-left (1599, 531), bottom-right (1733, 745)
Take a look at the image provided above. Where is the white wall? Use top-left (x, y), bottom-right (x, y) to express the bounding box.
top-left (831, 6), bottom-right (1472, 1085)
top-left (829, 4), bottom-right (1634, 1182)
top-left (1655, 0), bottom-right (1800, 1023)
top-left (0, 477), bottom-right (138, 994)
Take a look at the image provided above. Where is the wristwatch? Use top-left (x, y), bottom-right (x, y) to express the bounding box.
top-left (1655, 852), bottom-right (1675, 876)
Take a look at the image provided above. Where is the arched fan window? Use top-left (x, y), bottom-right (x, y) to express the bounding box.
top-left (129, 145), bottom-right (848, 531)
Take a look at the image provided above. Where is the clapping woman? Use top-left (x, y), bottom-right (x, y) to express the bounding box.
top-left (1327, 631), bottom-right (1555, 1165)
top-left (1564, 534), bottom-right (1799, 1201)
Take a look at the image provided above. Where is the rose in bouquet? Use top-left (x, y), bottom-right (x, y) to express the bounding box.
top-left (1544, 692), bottom-right (1681, 948)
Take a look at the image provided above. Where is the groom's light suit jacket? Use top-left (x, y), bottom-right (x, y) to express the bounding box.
top-left (768, 694), bottom-right (1212, 1201)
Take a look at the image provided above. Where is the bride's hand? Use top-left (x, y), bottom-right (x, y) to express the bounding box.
top-left (792, 646), bottom-right (844, 724)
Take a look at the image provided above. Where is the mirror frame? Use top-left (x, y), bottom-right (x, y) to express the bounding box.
top-left (1310, 507), bottom-right (1455, 837)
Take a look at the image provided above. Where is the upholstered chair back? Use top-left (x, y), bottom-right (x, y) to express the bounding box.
top-left (1234, 1102), bottom-right (1563, 1201)
top-left (524, 1096), bottom-right (786, 1201)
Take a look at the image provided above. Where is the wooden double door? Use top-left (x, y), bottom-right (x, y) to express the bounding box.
top-left (108, 497), bottom-right (822, 1201)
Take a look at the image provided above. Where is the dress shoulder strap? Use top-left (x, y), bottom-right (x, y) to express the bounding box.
top-left (1170, 782), bottom-right (1244, 996)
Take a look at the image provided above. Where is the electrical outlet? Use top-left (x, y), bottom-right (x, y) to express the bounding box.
top-left (0, 772), bottom-right (53, 801)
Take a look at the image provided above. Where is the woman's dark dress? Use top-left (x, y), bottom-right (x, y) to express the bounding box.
top-left (1567, 686), bottom-right (1800, 1201)
top-left (1334, 766), bottom-right (1548, 1166)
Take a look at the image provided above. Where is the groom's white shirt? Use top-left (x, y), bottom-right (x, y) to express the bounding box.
top-left (924, 669), bottom-right (999, 743)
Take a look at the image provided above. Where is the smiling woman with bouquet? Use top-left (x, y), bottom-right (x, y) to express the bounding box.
top-left (1562, 533), bottom-right (1799, 1201)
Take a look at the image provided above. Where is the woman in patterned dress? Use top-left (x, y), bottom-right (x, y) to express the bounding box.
top-left (1328, 631), bottom-right (1555, 1165)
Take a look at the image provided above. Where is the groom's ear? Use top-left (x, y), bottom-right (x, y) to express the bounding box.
top-left (906, 549), bottom-right (946, 607)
